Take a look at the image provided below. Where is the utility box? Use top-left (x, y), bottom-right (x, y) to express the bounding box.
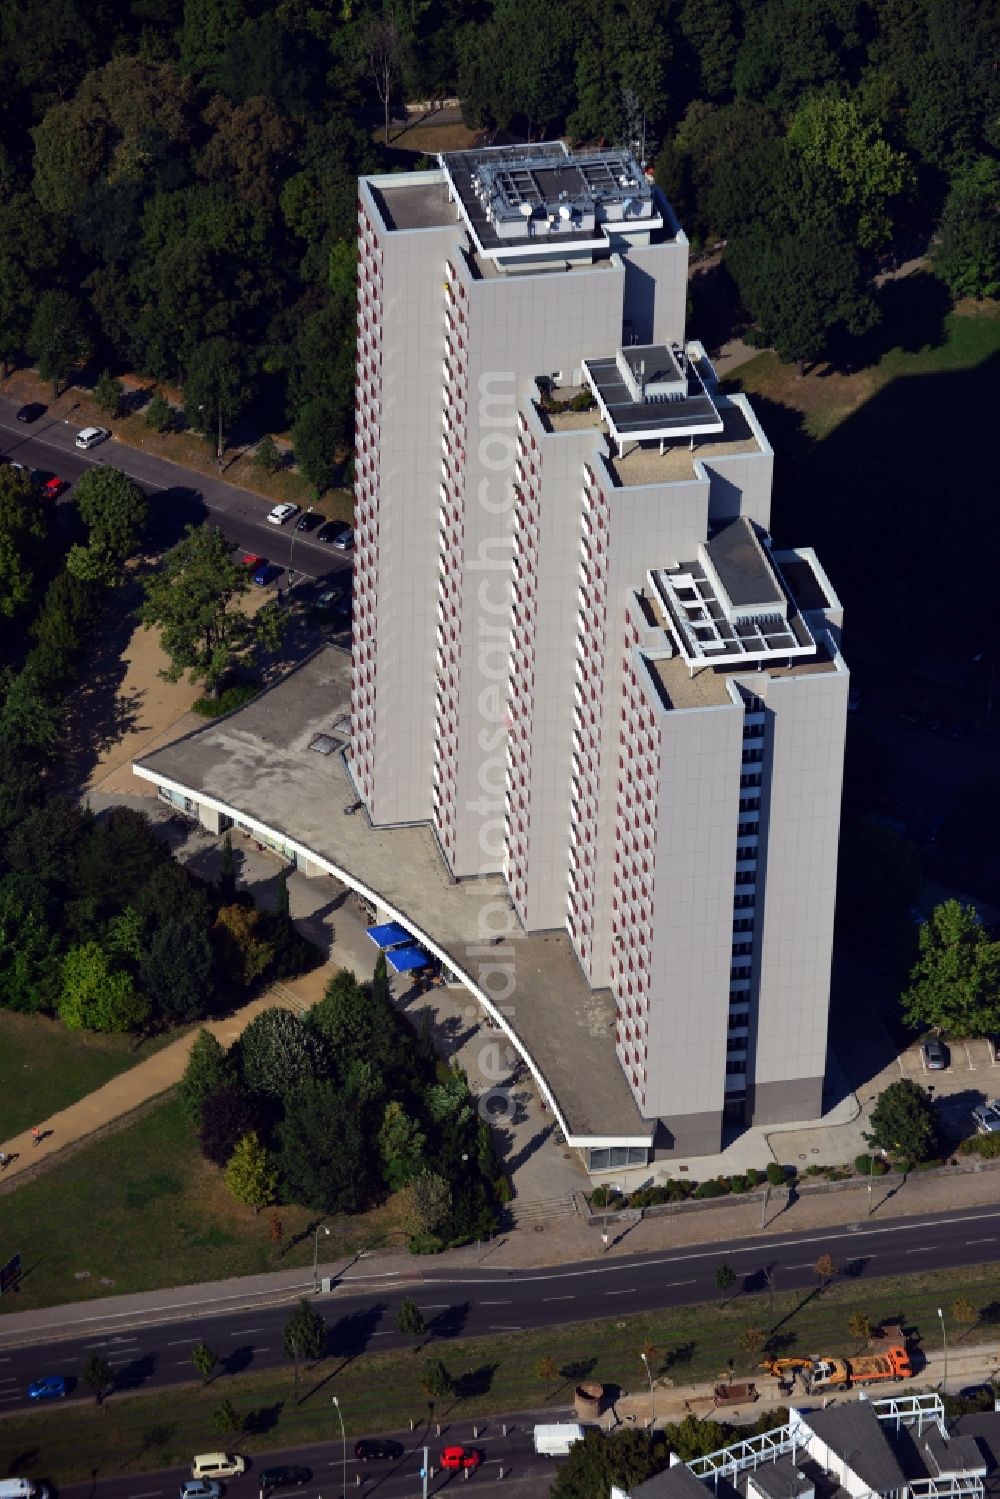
top-left (320, 1277), bottom-right (336, 1293)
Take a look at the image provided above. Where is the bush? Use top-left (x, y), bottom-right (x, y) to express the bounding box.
top-left (408, 1233), bottom-right (445, 1255)
top-left (805, 1164), bottom-right (824, 1176)
top-left (193, 682), bottom-right (261, 717)
top-left (960, 1133), bottom-right (1000, 1158)
top-left (693, 1178), bottom-right (730, 1198)
top-left (766, 1162), bottom-right (788, 1186)
top-left (590, 1185), bottom-right (623, 1208)
top-left (855, 1153), bottom-right (889, 1175)
top-left (729, 1174), bottom-right (751, 1194)
top-left (746, 1168), bottom-right (761, 1187)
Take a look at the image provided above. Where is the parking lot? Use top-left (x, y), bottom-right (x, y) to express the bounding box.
top-left (894, 1035), bottom-right (1000, 1142)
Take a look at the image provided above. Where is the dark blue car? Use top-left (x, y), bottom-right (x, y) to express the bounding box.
top-left (253, 562), bottom-right (282, 587)
top-left (27, 1375), bottom-right (67, 1400)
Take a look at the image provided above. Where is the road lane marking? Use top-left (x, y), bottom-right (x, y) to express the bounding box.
top-left (966, 1238), bottom-right (997, 1245)
top-left (167, 1337), bottom-right (195, 1346)
top-left (542, 1296), bottom-right (575, 1302)
top-left (604, 1288), bottom-right (636, 1296)
top-left (371, 1330), bottom-right (393, 1336)
top-left (488, 1324), bottom-right (522, 1331)
top-left (129, 1490), bottom-right (163, 1497)
top-left (480, 1300), bottom-right (511, 1305)
top-left (906, 1247), bottom-right (933, 1253)
top-left (229, 1327), bottom-right (263, 1336)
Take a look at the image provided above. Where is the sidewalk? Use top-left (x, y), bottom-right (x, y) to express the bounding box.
top-left (3, 1145), bottom-right (1000, 1349)
top-left (0, 980), bottom-right (323, 1184)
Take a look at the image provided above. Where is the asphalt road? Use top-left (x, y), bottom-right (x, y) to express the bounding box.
top-left (4, 1205), bottom-right (1000, 1409)
top-left (0, 397), bottom-right (351, 588)
top-left (53, 1413), bottom-right (563, 1499)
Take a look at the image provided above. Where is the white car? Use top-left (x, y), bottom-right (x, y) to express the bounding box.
top-left (266, 502), bottom-right (299, 526)
top-left (75, 426), bottom-right (110, 450)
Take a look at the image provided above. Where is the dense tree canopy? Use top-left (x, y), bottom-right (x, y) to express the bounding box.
top-left (0, 0), bottom-right (988, 432)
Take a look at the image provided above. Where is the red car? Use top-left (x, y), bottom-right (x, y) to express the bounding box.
top-left (241, 552), bottom-right (265, 569)
top-left (440, 1448), bottom-right (481, 1472)
top-left (42, 476), bottom-right (65, 499)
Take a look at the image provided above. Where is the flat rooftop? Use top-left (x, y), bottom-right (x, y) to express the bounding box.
top-left (369, 178), bottom-right (457, 232)
top-left (608, 399), bottom-right (761, 485)
top-left (134, 649), bottom-right (649, 1145)
top-left (585, 345), bottom-right (722, 442)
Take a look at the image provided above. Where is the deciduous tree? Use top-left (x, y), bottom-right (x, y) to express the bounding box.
top-left (865, 1078), bottom-right (937, 1162)
top-left (94, 368), bottom-right (123, 416)
top-left (58, 941), bottom-right (150, 1034)
top-left (199, 1084), bottom-right (267, 1167)
top-left (0, 470), bottom-right (49, 620)
top-left (396, 1296), bottom-right (426, 1348)
top-left (27, 289), bottom-right (90, 396)
top-left (80, 1352), bottom-right (113, 1405)
top-left (239, 1007), bottom-right (325, 1098)
top-left (902, 900), bottom-right (1000, 1038)
top-left (141, 524), bottom-right (283, 694)
top-left (190, 1341), bottom-right (218, 1384)
top-left (225, 1130), bottom-right (278, 1213)
top-left (933, 157), bottom-right (1000, 300)
top-left (282, 1298), bottom-right (327, 1387)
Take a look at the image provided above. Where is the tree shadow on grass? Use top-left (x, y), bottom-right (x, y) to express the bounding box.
top-left (244, 1401), bottom-right (284, 1435)
top-left (453, 1362), bottom-right (499, 1399)
top-left (664, 1341), bottom-right (696, 1373)
top-left (827, 271), bottom-right (953, 372)
top-left (136, 1424), bottom-right (176, 1463)
top-left (4, 1450), bottom-right (40, 1478)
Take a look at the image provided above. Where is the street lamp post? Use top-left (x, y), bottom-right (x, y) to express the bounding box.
top-left (287, 506), bottom-right (314, 589)
top-left (313, 1223), bottom-right (330, 1291)
top-left (332, 1394), bottom-right (347, 1499)
top-left (640, 1351), bottom-right (655, 1429)
top-left (938, 1306), bottom-right (948, 1392)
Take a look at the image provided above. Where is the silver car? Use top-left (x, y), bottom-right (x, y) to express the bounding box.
top-left (972, 1104), bottom-right (1000, 1135)
top-left (923, 1037), bottom-right (948, 1070)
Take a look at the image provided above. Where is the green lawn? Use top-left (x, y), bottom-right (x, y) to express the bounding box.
top-left (726, 288), bottom-right (1000, 441)
top-left (0, 1013), bottom-right (181, 1141)
top-left (0, 1092), bottom-right (403, 1311)
top-left (3, 1261), bottom-right (1000, 1482)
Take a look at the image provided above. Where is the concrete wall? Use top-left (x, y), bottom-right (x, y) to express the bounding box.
top-left (448, 261), bottom-right (626, 877)
top-left (644, 694), bottom-right (744, 1145)
top-left (514, 411), bottom-right (602, 931)
top-left (585, 466), bottom-right (710, 988)
top-left (359, 179), bottom-right (462, 826)
top-left (747, 646), bottom-right (849, 1124)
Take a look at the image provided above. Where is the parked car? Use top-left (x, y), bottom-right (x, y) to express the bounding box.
top-left (75, 426), bottom-right (110, 450)
top-left (253, 562), bottom-right (282, 587)
top-left (258, 1468), bottom-right (312, 1491)
top-left (316, 520), bottom-right (348, 544)
top-left (440, 1448), bottom-right (482, 1472)
top-left (972, 1104), bottom-right (1000, 1135)
top-left (266, 502), bottom-right (299, 525)
top-left (332, 525), bottom-right (354, 551)
top-left (26, 1375), bottom-right (67, 1400)
top-left (847, 688), bottom-right (863, 712)
top-left (354, 1440), bottom-right (403, 1462)
top-left (15, 402), bottom-right (45, 423)
top-left (923, 1037), bottom-right (948, 1070)
top-left (178, 1483), bottom-right (222, 1499)
top-left (295, 511), bottom-right (319, 532)
top-left (241, 552), bottom-right (265, 569)
top-left (33, 473), bottom-right (65, 499)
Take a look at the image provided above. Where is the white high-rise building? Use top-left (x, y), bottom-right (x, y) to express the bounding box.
top-left (352, 143), bottom-right (849, 1155)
